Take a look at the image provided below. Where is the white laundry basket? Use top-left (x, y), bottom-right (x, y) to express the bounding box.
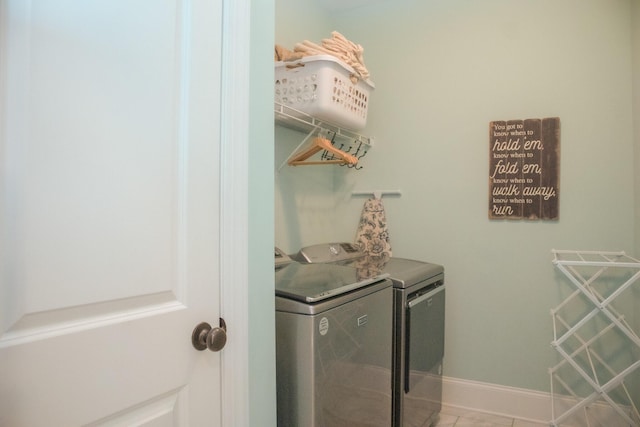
top-left (275, 55), bottom-right (374, 131)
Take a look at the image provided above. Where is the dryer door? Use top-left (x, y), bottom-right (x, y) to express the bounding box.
top-left (404, 285), bottom-right (445, 423)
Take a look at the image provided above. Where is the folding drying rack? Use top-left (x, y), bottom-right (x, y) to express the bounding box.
top-left (549, 250), bottom-right (640, 427)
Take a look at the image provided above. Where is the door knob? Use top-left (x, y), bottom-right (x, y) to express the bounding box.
top-left (192, 318), bottom-right (227, 352)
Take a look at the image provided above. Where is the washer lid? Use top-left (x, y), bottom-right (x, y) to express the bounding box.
top-left (275, 262), bottom-right (389, 303)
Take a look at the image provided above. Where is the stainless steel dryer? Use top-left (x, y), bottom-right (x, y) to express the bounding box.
top-left (294, 243), bottom-right (445, 427)
top-left (274, 247), bottom-right (394, 427)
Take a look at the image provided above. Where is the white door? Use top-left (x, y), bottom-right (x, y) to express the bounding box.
top-left (0, 1), bottom-right (225, 425)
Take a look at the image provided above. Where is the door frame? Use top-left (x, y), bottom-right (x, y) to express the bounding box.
top-left (220, 0), bottom-right (251, 425)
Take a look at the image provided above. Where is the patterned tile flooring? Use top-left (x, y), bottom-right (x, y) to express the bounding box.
top-left (433, 404), bottom-right (635, 427)
top-left (434, 406), bottom-right (549, 427)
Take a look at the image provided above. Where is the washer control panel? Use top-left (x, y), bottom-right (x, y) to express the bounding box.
top-left (275, 247), bottom-right (293, 269)
top-left (294, 242), bottom-right (363, 264)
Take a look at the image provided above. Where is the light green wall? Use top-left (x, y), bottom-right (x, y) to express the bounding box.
top-left (632, 0), bottom-right (640, 409)
top-left (274, 0), bottom-right (637, 398)
top-left (274, 0), bottom-right (339, 254)
top-left (249, 0), bottom-right (276, 426)
top-left (635, 0), bottom-right (640, 260)
top-left (274, 0), bottom-right (333, 49)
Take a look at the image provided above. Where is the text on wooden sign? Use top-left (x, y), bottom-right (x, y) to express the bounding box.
top-left (489, 117), bottom-right (560, 220)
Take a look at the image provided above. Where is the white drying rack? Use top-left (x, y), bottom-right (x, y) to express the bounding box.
top-left (550, 249), bottom-right (640, 427)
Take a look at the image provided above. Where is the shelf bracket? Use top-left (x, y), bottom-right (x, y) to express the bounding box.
top-left (277, 126), bottom-right (317, 171)
top-left (275, 102), bottom-right (375, 171)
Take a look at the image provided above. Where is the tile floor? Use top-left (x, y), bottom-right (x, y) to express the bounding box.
top-left (433, 405), bottom-right (636, 427)
top-left (434, 406), bottom-right (549, 427)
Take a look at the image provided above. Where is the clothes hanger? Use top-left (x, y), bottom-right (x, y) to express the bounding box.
top-left (288, 136), bottom-right (358, 166)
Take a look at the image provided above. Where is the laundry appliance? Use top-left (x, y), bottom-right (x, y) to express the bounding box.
top-left (294, 243), bottom-right (445, 427)
top-left (274, 246), bottom-right (394, 427)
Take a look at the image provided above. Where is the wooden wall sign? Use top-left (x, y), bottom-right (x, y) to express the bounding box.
top-left (489, 117), bottom-right (560, 220)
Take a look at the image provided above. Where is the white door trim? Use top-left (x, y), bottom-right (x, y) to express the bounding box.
top-left (220, 0), bottom-right (251, 426)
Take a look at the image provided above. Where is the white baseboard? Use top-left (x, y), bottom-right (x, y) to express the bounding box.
top-left (442, 376), bottom-right (635, 426)
top-left (442, 376), bottom-right (551, 423)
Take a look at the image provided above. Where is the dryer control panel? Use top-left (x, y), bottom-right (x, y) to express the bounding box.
top-left (275, 247), bottom-right (293, 269)
top-left (294, 242), bottom-right (364, 264)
